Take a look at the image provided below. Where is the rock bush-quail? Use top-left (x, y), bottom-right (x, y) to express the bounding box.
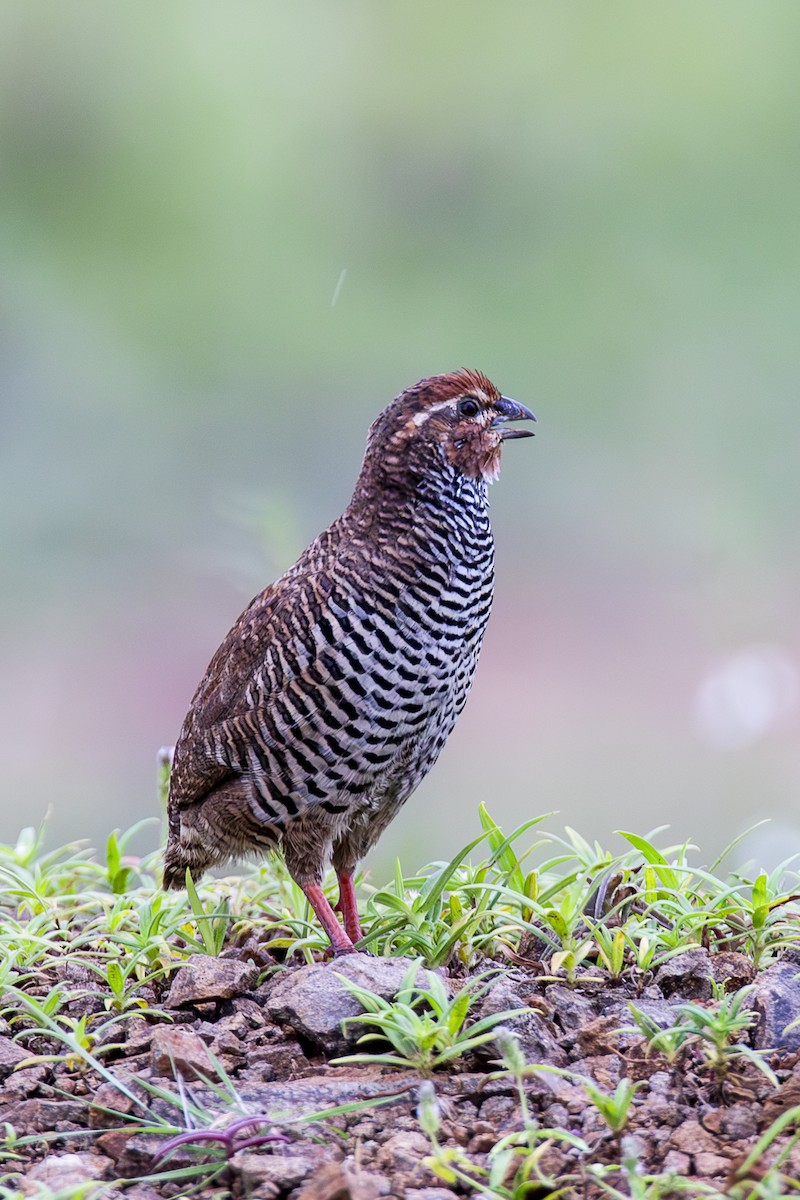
top-left (163, 369), bottom-right (535, 953)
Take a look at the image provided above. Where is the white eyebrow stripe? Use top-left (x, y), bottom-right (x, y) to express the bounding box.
top-left (411, 399), bottom-right (454, 426)
top-left (411, 390), bottom-right (488, 427)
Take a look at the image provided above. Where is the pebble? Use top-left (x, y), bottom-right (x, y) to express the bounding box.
top-left (655, 948), bottom-right (714, 1000)
top-left (375, 1130), bottom-right (431, 1174)
top-left (150, 1025), bottom-right (215, 1080)
top-left (23, 1152), bottom-right (112, 1191)
top-left (165, 954), bottom-right (259, 1007)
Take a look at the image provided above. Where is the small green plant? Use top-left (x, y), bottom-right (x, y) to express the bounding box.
top-left (674, 984), bottom-right (778, 1088)
top-left (724, 863), bottom-right (800, 969)
top-left (104, 820), bottom-right (158, 894)
top-left (535, 876), bottom-right (599, 983)
top-left (590, 922), bottom-right (628, 980)
top-left (625, 1002), bottom-right (691, 1064)
top-left (333, 961), bottom-right (526, 1076)
top-left (626, 984), bottom-right (778, 1091)
top-left (581, 1077), bottom-right (643, 1135)
top-left (182, 869), bottom-right (231, 957)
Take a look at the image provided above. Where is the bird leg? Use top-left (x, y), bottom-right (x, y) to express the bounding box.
top-left (302, 882), bottom-right (355, 955)
top-left (334, 871), bottom-right (364, 944)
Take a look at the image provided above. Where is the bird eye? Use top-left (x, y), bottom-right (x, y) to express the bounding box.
top-left (457, 398), bottom-right (480, 419)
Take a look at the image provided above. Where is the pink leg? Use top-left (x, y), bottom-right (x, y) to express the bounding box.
top-left (335, 872), bottom-right (364, 944)
top-left (303, 882), bottom-right (354, 955)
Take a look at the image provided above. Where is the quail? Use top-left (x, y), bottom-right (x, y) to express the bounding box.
top-left (163, 370), bottom-right (535, 953)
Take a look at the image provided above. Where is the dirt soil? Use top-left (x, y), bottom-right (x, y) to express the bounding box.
top-left (3, 944), bottom-right (800, 1199)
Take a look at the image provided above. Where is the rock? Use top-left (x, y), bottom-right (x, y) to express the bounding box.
top-left (0, 1035), bottom-right (29, 1078)
top-left (22, 1152), bottom-right (112, 1191)
top-left (711, 952), bottom-right (755, 991)
top-left (605, 995), bottom-right (682, 1041)
top-left (0, 1065), bottom-right (47, 1101)
top-left (478, 1095), bottom-right (515, 1125)
top-left (233, 1144), bottom-right (336, 1193)
top-left (2, 1098), bottom-right (86, 1132)
top-left (543, 1102), bottom-right (569, 1128)
top-left (763, 1072), bottom-right (800, 1123)
top-left (264, 954), bottom-right (437, 1053)
top-left (119, 1187), bottom-right (164, 1200)
top-left (661, 1150), bottom-right (691, 1175)
top-left (655, 949), bottom-right (714, 1000)
top-left (749, 960), bottom-right (800, 1052)
top-left (668, 1119), bottom-right (723, 1157)
top-left (694, 1150), bottom-right (732, 1177)
top-left (647, 1071), bottom-right (673, 1096)
top-left (375, 1130), bottom-right (431, 1176)
top-left (572, 1053), bottom-right (620, 1091)
top-left (544, 984), bottom-right (597, 1032)
top-left (233, 995), bottom-right (270, 1027)
top-left (478, 977), bottom-right (566, 1066)
top-left (124, 1018), bottom-right (156, 1054)
top-left (96, 1128), bottom-right (135, 1162)
top-left (246, 1041), bottom-right (310, 1078)
top-left (719, 1104), bottom-right (759, 1140)
top-left (642, 1099), bottom-right (683, 1129)
top-left (620, 1133), bottom-right (647, 1162)
top-left (165, 955), bottom-right (259, 1007)
top-left (150, 1025), bottom-right (216, 1080)
top-left (467, 1120), bottom-right (498, 1154)
top-left (577, 1013), bottom-right (642, 1056)
top-left (89, 1079), bottom-right (140, 1127)
top-left (296, 1161), bottom-right (383, 1199)
top-left (211, 1029), bottom-right (246, 1057)
top-left (209, 1010), bottom-right (250, 1040)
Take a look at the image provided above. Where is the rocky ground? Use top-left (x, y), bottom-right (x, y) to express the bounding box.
top-left (4, 945), bottom-right (800, 1199)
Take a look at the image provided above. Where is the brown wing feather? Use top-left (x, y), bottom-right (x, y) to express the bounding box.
top-left (168, 578), bottom-right (290, 808)
top-left (167, 526), bottom-right (395, 814)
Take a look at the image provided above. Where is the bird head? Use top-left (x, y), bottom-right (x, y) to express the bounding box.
top-left (366, 369), bottom-right (536, 488)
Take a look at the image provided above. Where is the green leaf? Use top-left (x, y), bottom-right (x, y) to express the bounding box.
top-left (106, 960), bottom-right (124, 997)
top-left (183, 869), bottom-right (228, 955)
top-left (616, 831), bottom-right (679, 890)
top-left (393, 858), bottom-right (405, 897)
top-left (110, 867), bottom-right (132, 895)
top-left (544, 909), bottom-right (568, 939)
top-left (414, 829), bottom-right (492, 915)
top-left (479, 805), bottom-right (553, 894)
top-left (446, 990), bottom-right (472, 1036)
top-left (106, 831), bottom-right (121, 880)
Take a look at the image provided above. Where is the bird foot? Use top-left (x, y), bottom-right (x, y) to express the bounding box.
top-left (331, 944), bottom-right (358, 957)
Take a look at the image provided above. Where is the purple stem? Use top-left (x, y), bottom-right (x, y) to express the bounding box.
top-left (152, 1116), bottom-right (290, 1164)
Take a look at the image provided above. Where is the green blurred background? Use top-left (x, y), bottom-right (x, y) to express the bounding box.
top-left (3, 2), bottom-right (799, 876)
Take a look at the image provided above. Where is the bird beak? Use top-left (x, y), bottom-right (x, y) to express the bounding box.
top-left (492, 396), bottom-right (537, 440)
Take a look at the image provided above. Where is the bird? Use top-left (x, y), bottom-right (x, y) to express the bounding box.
top-left (163, 369), bottom-right (535, 954)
